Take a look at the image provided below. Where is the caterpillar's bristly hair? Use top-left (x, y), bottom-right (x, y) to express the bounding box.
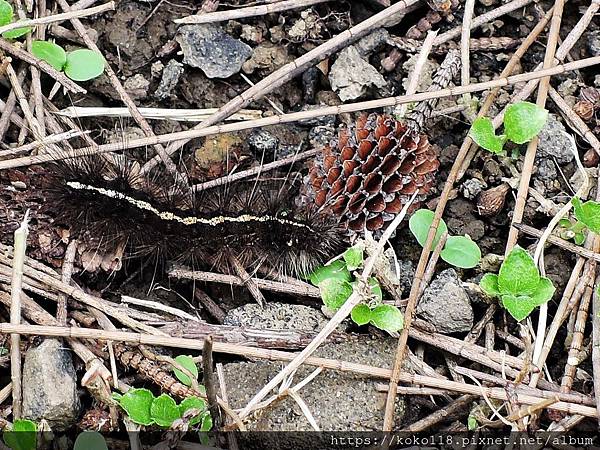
top-left (44, 154), bottom-right (345, 279)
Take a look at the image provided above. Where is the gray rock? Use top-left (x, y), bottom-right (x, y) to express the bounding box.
top-left (536, 158), bottom-right (558, 184)
top-left (417, 269), bottom-right (474, 333)
top-left (461, 178), bottom-right (485, 200)
top-left (22, 339), bottom-right (80, 430)
top-left (537, 114), bottom-right (574, 165)
top-left (176, 24), bottom-right (251, 79)
top-left (248, 130), bottom-right (279, 159)
top-left (395, 258), bottom-right (415, 295)
top-left (588, 30), bottom-right (600, 56)
top-left (221, 335), bottom-right (404, 434)
top-left (308, 125), bottom-right (336, 148)
top-left (154, 59), bottom-right (184, 100)
top-left (222, 302), bottom-right (404, 434)
top-left (329, 46), bottom-right (386, 102)
top-left (224, 302), bottom-right (327, 332)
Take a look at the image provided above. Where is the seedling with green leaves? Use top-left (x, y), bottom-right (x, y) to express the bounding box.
top-left (469, 101), bottom-right (548, 155)
top-left (557, 217), bottom-right (587, 245)
top-left (0, 0), bottom-right (31, 39)
top-left (479, 246), bottom-right (555, 321)
top-left (112, 388), bottom-right (212, 430)
top-left (31, 40), bottom-right (105, 81)
top-left (409, 209), bottom-right (481, 269)
top-left (572, 197), bottom-right (600, 235)
top-left (308, 244), bottom-right (403, 334)
top-left (554, 197), bottom-right (600, 245)
top-left (112, 355), bottom-right (211, 430)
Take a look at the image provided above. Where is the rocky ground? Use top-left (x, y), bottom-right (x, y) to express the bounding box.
top-left (0, 0), bottom-right (599, 447)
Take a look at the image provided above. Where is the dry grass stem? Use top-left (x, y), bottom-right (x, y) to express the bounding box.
top-left (9, 212), bottom-right (29, 419)
top-left (175, 0), bottom-right (331, 24)
top-left (397, 30), bottom-right (438, 118)
top-left (0, 2), bottom-right (114, 36)
top-left (55, 106), bottom-right (263, 122)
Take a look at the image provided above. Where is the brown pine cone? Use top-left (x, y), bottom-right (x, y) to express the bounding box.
top-left (305, 113), bottom-right (439, 235)
top-left (573, 100), bottom-right (594, 122)
top-left (477, 183), bottom-right (511, 217)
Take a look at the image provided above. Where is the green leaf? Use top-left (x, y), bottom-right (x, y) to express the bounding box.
top-left (351, 304), bottom-right (371, 326)
top-left (319, 277), bottom-right (353, 310)
top-left (31, 40), bottom-right (66, 70)
top-left (469, 117), bottom-right (506, 153)
top-left (368, 277), bottom-right (383, 301)
top-left (179, 396), bottom-right (208, 426)
top-left (74, 432), bottom-right (108, 450)
top-left (501, 294), bottom-right (538, 322)
top-left (467, 415), bottom-right (478, 431)
top-left (0, 0), bottom-right (13, 27)
top-left (498, 246), bottom-right (540, 296)
top-left (151, 394), bottom-right (182, 428)
top-left (63, 49), bottom-right (105, 81)
top-left (308, 259), bottom-right (351, 285)
top-left (173, 355), bottom-right (198, 387)
top-left (3, 419), bottom-right (36, 450)
top-left (200, 413), bottom-right (213, 432)
top-left (480, 273), bottom-right (500, 298)
top-left (440, 235), bottom-right (481, 269)
top-left (409, 209), bottom-right (448, 248)
top-left (369, 304), bottom-right (404, 333)
top-left (116, 388), bottom-right (155, 426)
top-left (528, 276), bottom-right (555, 306)
top-left (574, 233), bottom-right (586, 245)
top-left (573, 197), bottom-right (600, 234)
top-left (503, 101), bottom-right (548, 144)
top-left (343, 245), bottom-right (364, 271)
top-left (2, 26), bottom-right (31, 39)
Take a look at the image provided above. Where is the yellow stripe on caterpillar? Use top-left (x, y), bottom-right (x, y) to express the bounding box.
top-left (66, 181), bottom-right (313, 230)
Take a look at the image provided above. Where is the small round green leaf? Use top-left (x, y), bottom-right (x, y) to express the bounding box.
top-left (343, 245), bottom-right (364, 271)
top-left (179, 396), bottom-right (208, 426)
top-left (308, 259), bottom-right (351, 285)
top-left (479, 273), bottom-right (500, 298)
top-left (151, 394), bottom-right (182, 427)
top-left (319, 277), bottom-right (353, 310)
top-left (440, 235), bottom-right (481, 269)
top-left (351, 304), bottom-right (371, 326)
top-left (31, 40), bottom-right (66, 71)
top-left (469, 117), bottom-right (506, 154)
top-left (369, 304), bottom-right (404, 333)
top-left (116, 388), bottom-right (155, 426)
top-left (63, 49), bottom-right (105, 81)
top-left (2, 26), bottom-right (31, 39)
top-left (173, 355), bottom-right (198, 387)
top-left (3, 419), bottom-right (36, 450)
top-left (0, 0), bottom-right (13, 27)
top-left (74, 432), bottom-right (108, 450)
top-left (409, 209), bottom-right (448, 248)
top-left (504, 101), bottom-right (548, 144)
top-left (574, 233), bottom-right (586, 245)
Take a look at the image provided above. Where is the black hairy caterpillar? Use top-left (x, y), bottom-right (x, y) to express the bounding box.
top-left (44, 153), bottom-right (345, 279)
